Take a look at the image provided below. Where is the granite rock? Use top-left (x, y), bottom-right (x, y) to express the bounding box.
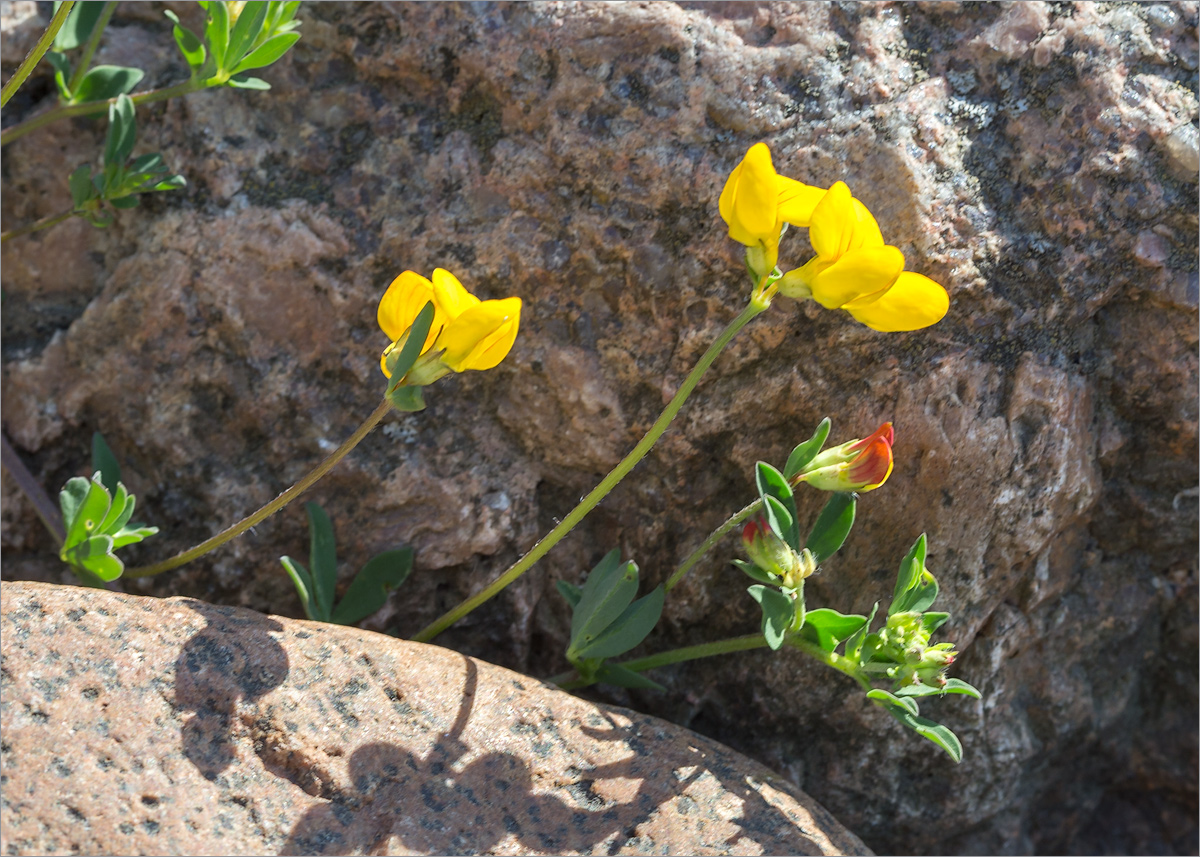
top-left (1, 3), bottom-right (1196, 853)
top-left (0, 580), bottom-right (871, 856)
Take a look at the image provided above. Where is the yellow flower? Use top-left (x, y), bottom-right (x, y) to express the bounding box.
top-left (719, 143), bottom-right (827, 277)
top-left (776, 182), bottom-right (948, 332)
top-left (378, 268), bottom-right (521, 384)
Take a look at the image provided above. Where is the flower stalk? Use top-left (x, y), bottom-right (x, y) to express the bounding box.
top-left (0, 1), bottom-right (76, 108)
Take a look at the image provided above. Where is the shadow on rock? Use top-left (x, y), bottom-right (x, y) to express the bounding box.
top-left (173, 599), bottom-right (290, 781)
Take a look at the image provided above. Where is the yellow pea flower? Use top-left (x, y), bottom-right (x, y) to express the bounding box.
top-left (776, 182), bottom-right (949, 332)
top-left (378, 268), bottom-right (521, 386)
top-left (719, 143), bottom-right (827, 278)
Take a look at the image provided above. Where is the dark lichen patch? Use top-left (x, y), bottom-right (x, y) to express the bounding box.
top-left (242, 153), bottom-right (334, 209)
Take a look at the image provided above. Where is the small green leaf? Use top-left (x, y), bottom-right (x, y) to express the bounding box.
top-left (108, 196), bottom-right (139, 209)
top-left (569, 551), bottom-right (637, 652)
top-left (844, 601), bottom-right (878, 662)
top-left (206, 1), bottom-right (231, 69)
top-left (103, 94), bottom-right (137, 168)
top-left (225, 2), bottom-right (270, 71)
top-left (59, 476), bottom-right (92, 535)
top-left (894, 678), bottom-right (982, 700)
top-left (61, 477), bottom-right (112, 551)
top-left (386, 301), bottom-right (435, 388)
top-left (95, 483), bottom-right (128, 534)
top-left (783, 418), bottom-right (831, 480)
top-left (75, 536), bottom-right (123, 581)
top-left (164, 11), bottom-right (207, 72)
top-left (574, 585), bottom-right (664, 660)
top-left (555, 580), bottom-right (582, 608)
top-left (890, 534), bottom-right (927, 612)
top-left (44, 51), bottom-right (73, 100)
top-left (595, 662), bottom-right (665, 691)
top-left (748, 585), bottom-right (794, 651)
top-left (805, 492), bottom-right (856, 563)
top-left (53, 1), bottom-right (109, 50)
top-left (226, 73), bottom-right (270, 90)
top-left (232, 30), bottom-right (298, 73)
top-left (868, 688), bottom-right (963, 762)
top-left (756, 461), bottom-right (799, 549)
top-left (146, 174), bottom-right (186, 192)
top-left (892, 567), bottom-right (940, 616)
top-left (796, 607), bottom-right (868, 653)
top-left (303, 502), bottom-right (337, 621)
top-left (921, 611), bottom-right (950, 634)
top-left (109, 524), bottom-right (157, 549)
top-left (129, 153), bottom-right (166, 174)
top-left (280, 556), bottom-right (315, 620)
top-left (330, 548), bottom-right (413, 626)
top-left (73, 66), bottom-right (144, 103)
top-left (69, 165), bottom-right (95, 207)
top-left (732, 559), bottom-right (777, 586)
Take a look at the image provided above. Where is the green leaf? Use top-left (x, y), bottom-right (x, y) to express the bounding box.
top-left (73, 65), bottom-right (144, 103)
top-left (69, 165), bottom-right (95, 207)
top-left (129, 153), bottom-right (165, 174)
top-left (59, 476), bottom-right (92, 535)
top-left (232, 30), bottom-right (298, 73)
top-left (330, 548), bottom-right (413, 626)
top-left (95, 483), bottom-right (129, 534)
top-left (555, 579), bottom-right (582, 608)
top-left (569, 551), bottom-right (637, 653)
top-left (45, 51), bottom-right (73, 100)
top-left (870, 689), bottom-right (963, 763)
top-left (143, 174), bottom-right (187, 193)
top-left (61, 477), bottom-right (112, 551)
top-left (386, 301), bottom-right (435, 388)
top-left (796, 607), bottom-right (868, 653)
top-left (890, 533), bottom-right (926, 611)
top-left (74, 535), bottom-right (124, 581)
top-left (226, 73), bottom-right (270, 90)
top-left (103, 94), bottom-right (137, 168)
top-left (893, 678), bottom-right (981, 700)
top-left (109, 196), bottom-right (139, 209)
top-left (164, 11), bottom-right (207, 72)
top-left (844, 601), bottom-right (878, 662)
top-left (574, 585), bottom-right (664, 660)
top-left (732, 558), bottom-right (777, 586)
top-left (756, 461), bottom-right (799, 549)
top-left (225, 1), bottom-right (270, 71)
top-left (921, 611), bottom-right (950, 634)
top-left (109, 523), bottom-right (157, 548)
top-left (748, 585), bottom-right (794, 651)
top-left (304, 502), bottom-right (337, 621)
top-left (891, 554), bottom-right (940, 616)
top-left (805, 492), bottom-right (856, 562)
top-left (206, 1), bottom-right (231, 70)
top-left (595, 662), bottom-right (665, 691)
top-left (783, 418), bottom-right (831, 480)
top-left (53, 1), bottom-right (108, 50)
top-left (280, 556), bottom-right (315, 620)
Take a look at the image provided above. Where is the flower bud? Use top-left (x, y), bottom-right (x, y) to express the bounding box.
top-left (794, 423), bottom-right (894, 492)
top-left (742, 518), bottom-right (815, 587)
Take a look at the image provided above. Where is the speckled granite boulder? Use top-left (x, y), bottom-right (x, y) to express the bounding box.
top-left (0, 580), bottom-right (870, 856)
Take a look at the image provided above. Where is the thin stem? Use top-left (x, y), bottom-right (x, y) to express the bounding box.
top-left (1, 432), bottom-right (66, 546)
top-left (67, 1), bottom-right (118, 94)
top-left (1, 78), bottom-right (205, 146)
top-left (0, 208), bottom-right (76, 243)
top-left (551, 634), bottom-right (770, 689)
top-left (0, 1), bottom-right (75, 108)
top-left (665, 497), bottom-right (763, 592)
top-left (126, 398), bottom-right (393, 578)
top-left (785, 636), bottom-right (873, 691)
top-left (413, 299), bottom-right (769, 643)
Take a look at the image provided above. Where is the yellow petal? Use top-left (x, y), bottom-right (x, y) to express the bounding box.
top-left (808, 181), bottom-right (855, 260)
top-left (438, 297), bottom-right (522, 372)
top-left (378, 271), bottom-right (435, 343)
top-left (848, 198), bottom-right (884, 250)
top-left (431, 268), bottom-right (480, 321)
top-left (775, 176), bottom-right (826, 227)
top-left (809, 245), bottom-right (905, 309)
top-left (719, 143), bottom-right (780, 246)
top-left (380, 342), bottom-right (395, 378)
top-left (845, 271), bottom-right (949, 332)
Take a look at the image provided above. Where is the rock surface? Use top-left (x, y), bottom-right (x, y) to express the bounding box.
top-left (1, 2), bottom-right (1197, 854)
top-left (0, 580), bottom-right (870, 857)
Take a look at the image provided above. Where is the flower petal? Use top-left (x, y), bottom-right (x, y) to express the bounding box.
top-left (377, 271), bottom-right (434, 342)
top-left (845, 271), bottom-right (949, 332)
top-left (808, 181), bottom-right (855, 260)
top-left (439, 297), bottom-right (522, 372)
top-left (431, 268), bottom-right (480, 321)
top-left (775, 176), bottom-right (827, 227)
top-left (809, 245), bottom-right (905, 309)
top-left (719, 143), bottom-right (780, 246)
top-left (848, 198), bottom-right (884, 250)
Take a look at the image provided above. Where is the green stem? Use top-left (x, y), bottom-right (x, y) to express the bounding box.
top-left (0, 78), bottom-right (206, 146)
top-left (0, 208), bottom-right (76, 243)
top-left (66, 1), bottom-right (118, 95)
top-left (665, 497), bottom-right (763, 592)
top-left (785, 636), bottom-right (873, 691)
top-left (412, 299), bottom-right (769, 643)
top-left (0, 1), bottom-right (75, 108)
top-left (126, 398), bottom-right (392, 578)
top-left (1, 432), bottom-right (66, 546)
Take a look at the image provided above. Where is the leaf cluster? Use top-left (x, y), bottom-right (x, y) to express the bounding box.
top-left (169, 1), bottom-right (302, 90)
top-left (281, 503), bottom-right (412, 626)
top-left (46, 3), bottom-right (143, 105)
top-left (558, 550), bottom-right (665, 690)
top-left (57, 433), bottom-right (157, 585)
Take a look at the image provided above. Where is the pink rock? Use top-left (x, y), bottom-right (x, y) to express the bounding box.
top-left (0, 580), bottom-right (870, 856)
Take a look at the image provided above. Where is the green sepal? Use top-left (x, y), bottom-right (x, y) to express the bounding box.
top-left (868, 689), bottom-right (963, 763)
top-left (44, 51), bottom-right (73, 100)
top-left (595, 662), bottom-right (665, 691)
top-left (385, 301), bottom-right (435, 391)
top-left (783, 417), bottom-right (831, 480)
top-left (756, 461), bottom-right (799, 549)
top-left (795, 607), bottom-right (868, 653)
top-left (72, 65), bottom-right (144, 104)
top-left (232, 31), bottom-right (299, 73)
top-left (164, 10), bottom-right (207, 72)
top-left (844, 601), bottom-right (878, 662)
top-left (303, 502), bottom-right (337, 621)
top-left (329, 548), bottom-right (412, 626)
top-left (572, 585), bottom-right (664, 660)
top-left (555, 579), bottom-right (583, 608)
top-left (568, 551), bottom-right (637, 656)
top-left (53, 0), bottom-right (108, 50)
top-left (103, 94), bottom-right (137, 168)
top-left (805, 492), bottom-right (856, 563)
top-left (224, 1), bottom-right (269, 71)
top-left (894, 678), bottom-right (981, 700)
top-left (226, 73), bottom-right (271, 90)
top-left (732, 558), bottom-right (777, 586)
top-left (280, 556), bottom-right (315, 620)
top-left (747, 584), bottom-right (793, 651)
top-left (387, 384), bottom-right (426, 412)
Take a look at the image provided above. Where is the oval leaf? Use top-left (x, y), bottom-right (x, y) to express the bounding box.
top-left (74, 65), bottom-right (144, 103)
top-left (330, 548), bottom-right (413, 626)
top-left (748, 585), bottom-right (793, 651)
top-left (805, 492), bottom-right (856, 562)
top-left (574, 585), bottom-right (664, 660)
top-left (304, 502), bottom-right (337, 621)
top-left (784, 417), bottom-right (831, 480)
top-left (232, 31), bottom-right (299, 73)
top-left (569, 553), bottom-right (638, 654)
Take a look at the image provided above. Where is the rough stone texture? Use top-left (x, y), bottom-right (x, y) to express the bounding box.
top-left (1, 2), bottom-right (1197, 854)
top-left (0, 580), bottom-right (871, 856)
